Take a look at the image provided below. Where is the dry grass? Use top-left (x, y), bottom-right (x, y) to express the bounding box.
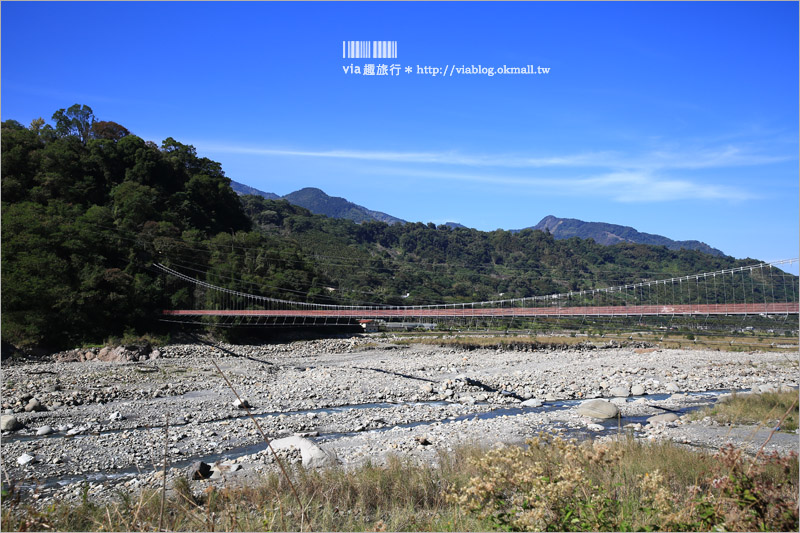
top-left (691, 390), bottom-right (799, 432)
top-left (3, 437), bottom-right (797, 532)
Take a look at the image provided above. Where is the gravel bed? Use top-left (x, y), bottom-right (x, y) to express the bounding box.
top-left (2, 336), bottom-right (797, 506)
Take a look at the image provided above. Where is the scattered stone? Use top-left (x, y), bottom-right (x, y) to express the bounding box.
top-left (36, 425), bottom-right (54, 436)
top-left (631, 385), bottom-right (645, 396)
top-left (460, 395), bottom-right (476, 405)
top-left (17, 453), bottom-right (35, 466)
top-left (25, 398), bottom-right (45, 412)
top-left (521, 398), bottom-right (543, 408)
top-left (233, 398), bottom-right (250, 409)
top-left (587, 423), bottom-right (605, 432)
top-left (665, 383), bottom-right (681, 393)
top-left (1, 415), bottom-right (23, 431)
top-left (609, 386), bottom-right (630, 398)
top-left (577, 399), bottom-right (619, 419)
top-left (270, 436), bottom-right (335, 468)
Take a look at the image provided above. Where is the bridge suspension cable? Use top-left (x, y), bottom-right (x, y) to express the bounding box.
top-left (154, 259), bottom-right (799, 319)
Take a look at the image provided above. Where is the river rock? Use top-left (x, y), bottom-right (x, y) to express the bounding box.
top-left (609, 386), bottom-right (630, 398)
top-left (521, 398), bottom-right (543, 408)
top-left (17, 453), bottom-right (35, 466)
top-left (25, 398), bottom-right (45, 412)
top-left (665, 383), bottom-right (681, 393)
top-left (577, 399), bottom-right (619, 419)
top-left (36, 425), bottom-right (54, 436)
top-left (647, 413), bottom-right (679, 425)
top-left (415, 435), bottom-right (432, 446)
top-left (587, 423), bottom-right (605, 432)
top-left (270, 436), bottom-right (334, 468)
top-left (1, 415), bottom-right (23, 431)
top-left (190, 461), bottom-right (212, 480)
top-left (631, 385), bottom-right (645, 396)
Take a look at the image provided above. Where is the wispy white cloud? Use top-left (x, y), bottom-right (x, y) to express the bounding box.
top-left (195, 139), bottom-right (783, 203)
top-left (199, 144), bottom-right (614, 168)
top-left (369, 167), bottom-right (755, 203)
top-left (575, 172), bottom-right (755, 202)
top-left (200, 142), bottom-right (791, 171)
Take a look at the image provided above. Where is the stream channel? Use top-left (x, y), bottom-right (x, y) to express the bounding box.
top-left (13, 389), bottom-right (733, 491)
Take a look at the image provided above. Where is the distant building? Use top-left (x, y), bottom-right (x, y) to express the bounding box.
top-left (358, 319), bottom-right (379, 333)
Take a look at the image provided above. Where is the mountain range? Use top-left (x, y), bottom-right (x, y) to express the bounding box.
top-left (231, 180), bottom-right (726, 256)
top-left (231, 182), bottom-right (404, 225)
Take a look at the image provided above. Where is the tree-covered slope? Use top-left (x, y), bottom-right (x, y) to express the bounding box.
top-left (240, 196), bottom-right (784, 309)
top-left (1, 106), bottom-right (326, 349)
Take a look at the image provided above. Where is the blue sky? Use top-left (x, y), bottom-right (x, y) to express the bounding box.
top-left (2, 1), bottom-right (798, 266)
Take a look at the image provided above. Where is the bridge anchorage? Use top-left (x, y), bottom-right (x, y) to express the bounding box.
top-left (154, 259), bottom-right (799, 334)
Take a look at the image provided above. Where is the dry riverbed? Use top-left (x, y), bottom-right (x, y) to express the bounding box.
top-left (2, 335), bottom-right (798, 506)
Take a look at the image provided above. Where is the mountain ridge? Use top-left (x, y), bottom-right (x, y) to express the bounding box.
top-left (529, 215), bottom-right (726, 257)
top-left (231, 180), bottom-right (725, 256)
top-left (231, 181), bottom-right (405, 225)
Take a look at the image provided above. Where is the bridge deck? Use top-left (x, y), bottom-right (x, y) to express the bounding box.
top-left (163, 302), bottom-right (798, 318)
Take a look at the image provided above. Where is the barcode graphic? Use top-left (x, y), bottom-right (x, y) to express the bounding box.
top-left (342, 40), bottom-right (397, 59)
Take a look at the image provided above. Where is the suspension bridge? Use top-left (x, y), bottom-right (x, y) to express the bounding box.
top-left (156, 259), bottom-right (799, 328)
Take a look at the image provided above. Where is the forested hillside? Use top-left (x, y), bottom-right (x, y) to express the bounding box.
top-left (1, 106), bottom-right (325, 349)
top-left (239, 196), bottom-right (765, 307)
top-left (1, 105), bottom-right (792, 350)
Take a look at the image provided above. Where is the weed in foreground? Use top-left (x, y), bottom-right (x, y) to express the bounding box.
top-left (3, 438), bottom-right (797, 531)
top-left (450, 437), bottom-right (798, 531)
top-left (451, 434), bottom-right (798, 531)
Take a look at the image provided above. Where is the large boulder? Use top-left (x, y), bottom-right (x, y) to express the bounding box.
top-left (577, 399), bottom-right (619, 419)
top-left (269, 436), bottom-right (335, 468)
top-left (97, 344), bottom-right (151, 363)
top-left (1, 415), bottom-right (23, 431)
top-left (647, 413), bottom-right (679, 425)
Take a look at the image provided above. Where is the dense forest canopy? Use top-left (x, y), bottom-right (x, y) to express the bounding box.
top-left (1, 105), bottom-right (793, 350)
